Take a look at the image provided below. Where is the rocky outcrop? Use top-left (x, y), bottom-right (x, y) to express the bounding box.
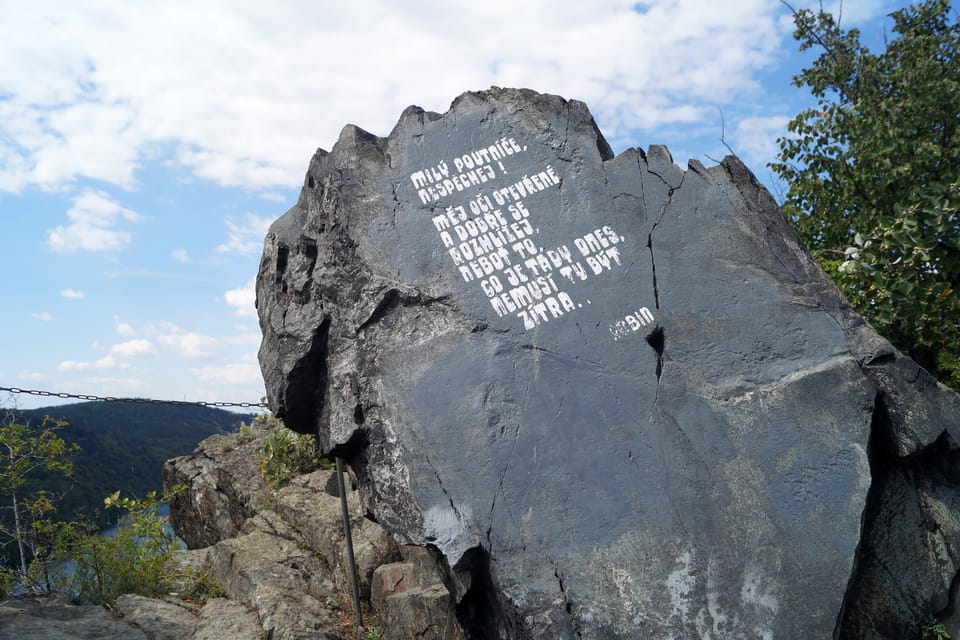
top-left (255, 87), bottom-right (960, 639)
top-left (0, 593), bottom-right (148, 640)
top-left (0, 426), bottom-right (420, 640)
top-left (162, 432), bottom-right (269, 549)
top-left (113, 595), bottom-right (200, 640)
top-left (372, 546), bottom-right (464, 640)
top-left (0, 591), bottom-right (267, 640)
top-left (162, 435), bottom-right (407, 639)
top-left (189, 598), bottom-right (263, 640)
top-left (0, 592), bottom-right (275, 640)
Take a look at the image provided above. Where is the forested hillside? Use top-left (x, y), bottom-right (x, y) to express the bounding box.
top-left (8, 402), bottom-right (255, 528)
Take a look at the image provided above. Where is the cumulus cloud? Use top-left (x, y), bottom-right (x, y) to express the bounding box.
top-left (217, 215), bottom-right (273, 254)
top-left (1, 0), bottom-right (897, 195)
top-left (171, 248), bottom-right (190, 263)
top-left (152, 322), bottom-right (218, 359)
top-left (225, 278), bottom-right (257, 318)
top-left (224, 331), bottom-right (262, 348)
top-left (190, 363), bottom-right (263, 386)
top-left (114, 315), bottom-right (136, 336)
top-left (46, 189), bottom-right (142, 253)
top-left (60, 288), bottom-right (85, 299)
top-left (57, 355), bottom-right (120, 372)
top-left (110, 339), bottom-right (156, 357)
top-left (32, 311), bottom-right (53, 321)
top-left (732, 115), bottom-right (792, 169)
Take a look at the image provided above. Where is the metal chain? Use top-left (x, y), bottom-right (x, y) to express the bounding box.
top-left (0, 386), bottom-right (267, 409)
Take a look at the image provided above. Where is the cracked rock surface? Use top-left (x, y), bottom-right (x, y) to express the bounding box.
top-left (163, 432), bottom-right (269, 549)
top-left (256, 87), bottom-right (960, 639)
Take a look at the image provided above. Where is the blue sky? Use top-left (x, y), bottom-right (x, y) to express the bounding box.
top-left (1, 0), bottom-right (905, 410)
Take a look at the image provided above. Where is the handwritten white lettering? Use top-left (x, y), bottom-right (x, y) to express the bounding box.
top-left (411, 138), bottom-right (648, 336)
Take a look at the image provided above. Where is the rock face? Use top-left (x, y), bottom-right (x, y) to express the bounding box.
top-left (256, 87), bottom-right (960, 639)
top-left (163, 434), bottom-right (402, 640)
top-left (0, 593), bottom-right (147, 640)
top-left (113, 595), bottom-right (199, 640)
top-left (372, 546), bottom-right (464, 640)
top-left (163, 432), bottom-right (270, 549)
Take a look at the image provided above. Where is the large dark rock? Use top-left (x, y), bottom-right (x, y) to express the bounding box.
top-left (256, 87), bottom-right (960, 639)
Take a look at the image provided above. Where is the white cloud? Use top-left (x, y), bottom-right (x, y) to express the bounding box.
top-left (171, 248), bottom-right (190, 262)
top-left (60, 288), bottom-right (85, 299)
top-left (46, 189), bottom-right (142, 253)
top-left (225, 278), bottom-right (257, 318)
top-left (62, 376), bottom-right (147, 397)
top-left (32, 312), bottom-right (53, 322)
top-left (190, 363), bottom-right (262, 386)
top-left (17, 371), bottom-right (48, 382)
top-left (114, 315), bottom-right (136, 336)
top-left (110, 339), bottom-right (156, 357)
top-left (217, 214), bottom-right (273, 254)
top-left (152, 322), bottom-right (218, 359)
top-left (57, 355), bottom-right (120, 372)
top-left (732, 115), bottom-right (792, 169)
top-left (224, 332), bottom-right (261, 348)
top-left (0, 0), bottom-right (811, 194)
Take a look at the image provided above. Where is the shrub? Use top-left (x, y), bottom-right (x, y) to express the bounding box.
top-left (67, 486), bottom-right (185, 605)
top-left (241, 414), bottom-right (331, 489)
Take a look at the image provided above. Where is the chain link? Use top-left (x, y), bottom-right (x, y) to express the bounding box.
top-left (0, 386), bottom-right (267, 409)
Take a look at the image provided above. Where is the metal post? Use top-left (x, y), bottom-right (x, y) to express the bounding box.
top-left (336, 456), bottom-right (363, 626)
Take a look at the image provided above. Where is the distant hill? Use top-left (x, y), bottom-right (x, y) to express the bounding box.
top-left (9, 402), bottom-right (256, 528)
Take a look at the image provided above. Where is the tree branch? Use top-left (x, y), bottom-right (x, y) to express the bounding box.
top-left (718, 107), bottom-right (738, 157)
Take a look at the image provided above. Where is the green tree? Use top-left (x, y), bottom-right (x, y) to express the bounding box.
top-left (773, 0), bottom-right (960, 387)
top-left (66, 488), bottom-right (184, 605)
top-left (22, 491), bottom-right (80, 592)
top-left (0, 413), bottom-right (78, 584)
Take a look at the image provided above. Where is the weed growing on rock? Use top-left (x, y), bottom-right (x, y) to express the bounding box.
top-left (922, 618), bottom-right (952, 640)
top-left (240, 414), bottom-right (331, 489)
top-left (171, 567), bottom-right (226, 604)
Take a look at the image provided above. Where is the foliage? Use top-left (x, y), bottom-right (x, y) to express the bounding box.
top-left (21, 491), bottom-right (81, 592)
top-left (242, 414), bottom-right (330, 489)
top-left (171, 567), bottom-right (226, 603)
top-left (65, 486), bottom-right (185, 605)
top-left (0, 414), bottom-right (79, 582)
top-left (922, 617), bottom-right (952, 640)
top-left (773, 0), bottom-right (960, 387)
top-left (11, 402), bottom-right (253, 532)
top-left (258, 428), bottom-right (322, 488)
top-left (0, 570), bottom-right (11, 600)
top-left (0, 402), bottom-right (232, 605)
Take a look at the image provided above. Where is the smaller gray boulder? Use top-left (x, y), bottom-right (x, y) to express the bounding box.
top-left (163, 432), bottom-right (270, 549)
top-left (0, 593), bottom-right (146, 640)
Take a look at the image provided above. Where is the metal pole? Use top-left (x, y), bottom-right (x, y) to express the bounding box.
top-left (336, 456), bottom-right (363, 626)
